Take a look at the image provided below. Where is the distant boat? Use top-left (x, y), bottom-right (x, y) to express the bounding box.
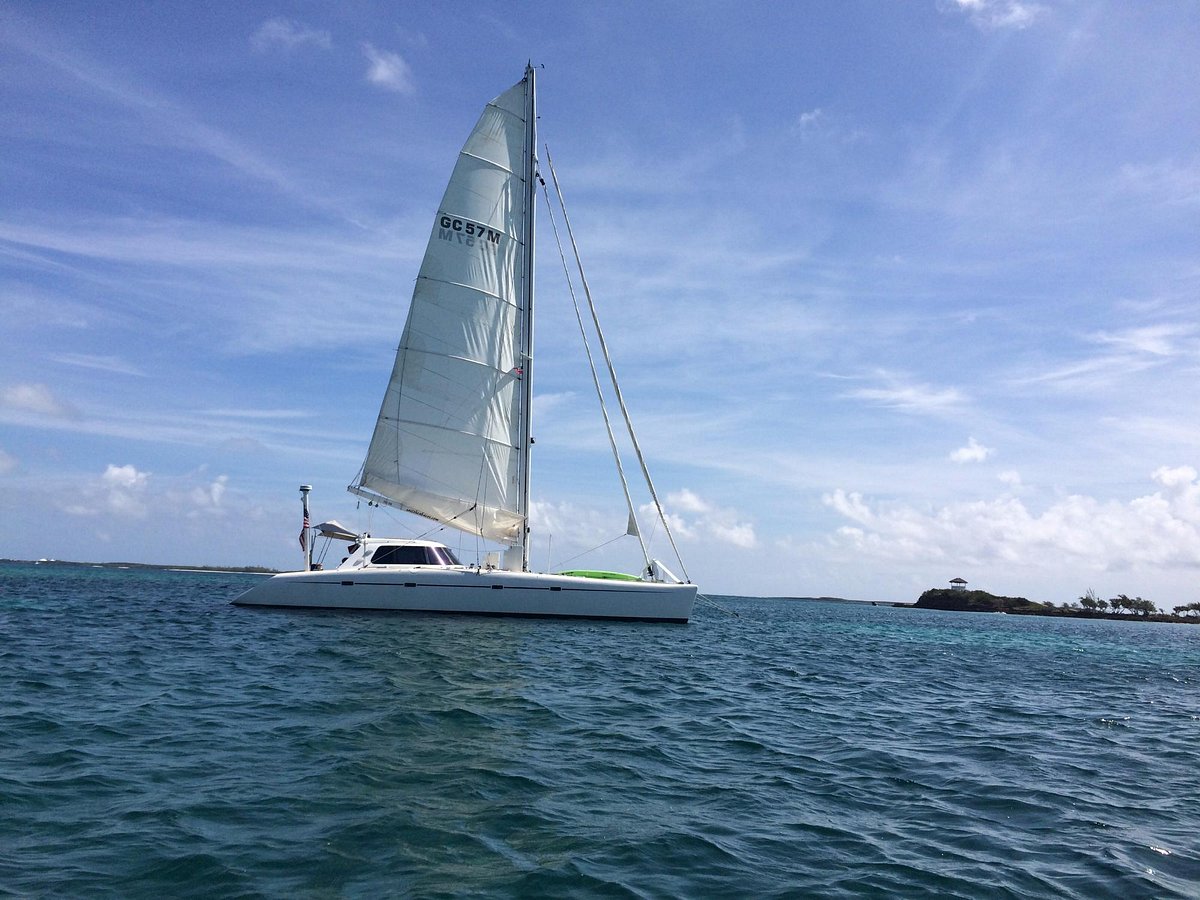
top-left (234, 66), bottom-right (697, 623)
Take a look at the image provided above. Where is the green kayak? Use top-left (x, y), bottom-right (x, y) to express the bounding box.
top-left (557, 569), bottom-right (641, 582)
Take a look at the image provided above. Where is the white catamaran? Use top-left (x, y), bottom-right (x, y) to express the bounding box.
top-left (234, 65), bottom-right (697, 622)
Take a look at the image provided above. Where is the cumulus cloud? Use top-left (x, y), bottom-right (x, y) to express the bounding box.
top-left (101, 463), bottom-right (150, 518)
top-left (655, 489), bottom-right (757, 549)
top-left (251, 18), bottom-right (332, 52)
top-left (184, 475), bottom-right (229, 515)
top-left (2, 383), bottom-right (77, 417)
top-left (60, 465), bottom-right (236, 523)
top-left (362, 43), bottom-right (414, 94)
top-left (823, 465), bottom-right (1200, 573)
top-left (950, 436), bottom-right (994, 464)
top-left (1153, 464), bottom-right (1198, 490)
top-left (998, 469), bottom-right (1022, 488)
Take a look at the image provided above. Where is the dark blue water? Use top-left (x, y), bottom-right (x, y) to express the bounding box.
top-left (2, 563), bottom-right (1198, 898)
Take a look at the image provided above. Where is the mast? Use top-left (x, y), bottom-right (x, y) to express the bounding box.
top-left (299, 484), bottom-right (313, 572)
top-left (516, 63), bottom-right (537, 571)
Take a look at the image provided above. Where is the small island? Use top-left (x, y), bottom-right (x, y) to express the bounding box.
top-left (912, 581), bottom-right (1199, 624)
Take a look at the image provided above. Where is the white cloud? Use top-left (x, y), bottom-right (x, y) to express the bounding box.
top-left (2, 383), bottom-right (76, 417)
top-left (101, 463), bottom-right (150, 517)
top-left (0, 447), bottom-right (16, 475)
top-left (845, 372), bottom-right (966, 416)
top-left (50, 353), bottom-right (146, 376)
top-left (950, 436), bottom-right (993, 464)
top-left (998, 469), bottom-right (1022, 487)
top-left (103, 463), bottom-right (146, 489)
top-left (822, 465), bottom-right (1200, 574)
top-left (946, 0), bottom-right (1045, 30)
top-left (60, 465), bottom-right (241, 524)
top-left (362, 43), bottom-right (414, 94)
top-left (183, 475), bottom-right (228, 515)
top-left (251, 18), bottom-right (332, 52)
top-left (1153, 464), bottom-right (1198, 491)
top-left (655, 489), bottom-right (757, 549)
top-left (1011, 321), bottom-right (1198, 396)
top-left (1089, 323), bottom-right (1194, 357)
top-left (3, 36), bottom-right (355, 220)
top-left (1118, 160), bottom-right (1200, 207)
top-left (670, 488), bottom-right (709, 514)
top-left (792, 106), bottom-right (867, 145)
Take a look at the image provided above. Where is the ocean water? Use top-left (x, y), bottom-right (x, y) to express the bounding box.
top-left (2, 563), bottom-right (1198, 899)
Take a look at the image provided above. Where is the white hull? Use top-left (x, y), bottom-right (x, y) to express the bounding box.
top-left (233, 567), bottom-right (696, 623)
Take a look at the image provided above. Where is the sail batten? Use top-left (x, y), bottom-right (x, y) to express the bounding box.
top-left (414, 276), bottom-right (521, 308)
top-left (458, 149), bottom-right (519, 173)
top-left (353, 73), bottom-right (533, 549)
top-left (380, 420), bottom-right (520, 448)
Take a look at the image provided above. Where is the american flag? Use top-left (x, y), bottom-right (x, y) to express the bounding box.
top-left (299, 511), bottom-right (309, 550)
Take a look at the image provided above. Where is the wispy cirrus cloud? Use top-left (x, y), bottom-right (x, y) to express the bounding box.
top-left (0, 214), bottom-right (420, 360)
top-left (362, 43), bottom-right (414, 94)
top-left (2, 382), bottom-right (77, 418)
top-left (251, 18), bottom-right (332, 53)
top-left (50, 353), bottom-right (146, 377)
top-left (943, 0), bottom-right (1045, 31)
top-left (1014, 322), bottom-right (1196, 391)
top-left (1089, 323), bottom-right (1195, 357)
top-left (843, 371), bottom-right (967, 416)
top-left (2, 21), bottom-right (358, 222)
top-left (792, 106), bottom-right (868, 145)
top-left (1117, 160), bottom-right (1200, 207)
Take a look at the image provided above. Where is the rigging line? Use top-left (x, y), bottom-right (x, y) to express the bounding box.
top-left (538, 172), bottom-right (652, 574)
top-left (551, 533), bottom-right (628, 571)
top-left (366, 499), bottom-right (420, 537)
top-left (543, 145), bottom-right (691, 583)
top-left (411, 502), bottom-right (479, 543)
top-left (696, 592), bottom-right (741, 618)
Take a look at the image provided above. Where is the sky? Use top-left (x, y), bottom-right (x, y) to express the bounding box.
top-left (2, 1), bottom-right (1199, 606)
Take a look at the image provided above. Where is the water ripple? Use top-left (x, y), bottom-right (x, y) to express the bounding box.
top-left (2, 568), bottom-right (1198, 897)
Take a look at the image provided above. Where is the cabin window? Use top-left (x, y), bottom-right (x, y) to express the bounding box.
top-left (429, 546), bottom-right (461, 566)
top-left (369, 545), bottom-right (460, 566)
top-left (371, 545), bottom-right (431, 565)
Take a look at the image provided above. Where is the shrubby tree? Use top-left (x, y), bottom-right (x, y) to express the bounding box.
top-left (1108, 595), bottom-right (1157, 616)
top-left (1131, 596), bottom-right (1157, 616)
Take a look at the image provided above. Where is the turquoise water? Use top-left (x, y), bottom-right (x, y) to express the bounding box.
top-left (2, 563), bottom-right (1198, 898)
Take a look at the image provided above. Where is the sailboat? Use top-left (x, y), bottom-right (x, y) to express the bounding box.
top-left (234, 65), bottom-right (697, 622)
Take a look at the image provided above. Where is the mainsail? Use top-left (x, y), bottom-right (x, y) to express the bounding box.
top-left (352, 71), bottom-right (535, 548)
